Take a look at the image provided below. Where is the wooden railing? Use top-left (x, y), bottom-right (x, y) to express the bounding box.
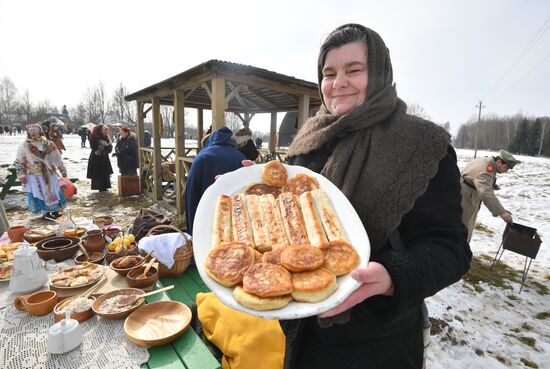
top-left (258, 148), bottom-right (288, 163)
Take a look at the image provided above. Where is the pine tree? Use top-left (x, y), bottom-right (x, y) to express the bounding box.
top-left (509, 119), bottom-right (530, 154)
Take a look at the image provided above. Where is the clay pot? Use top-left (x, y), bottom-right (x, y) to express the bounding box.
top-left (83, 230), bottom-right (106, 253)
top-left (14, 290), bottom-right (57, 316)
top-left (8, 225), bottom-right (27, 242)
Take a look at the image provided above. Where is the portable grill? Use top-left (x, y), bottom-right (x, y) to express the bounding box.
top-left (490, 223), bottom-right (543, 293)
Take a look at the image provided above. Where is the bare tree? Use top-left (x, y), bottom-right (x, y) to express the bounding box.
top-left (406, 102), bottom-right (431, 120)
top-left (83, 81), bottom-right (107, 123)
top-left (224, 112), bottom-right (242, 133)
top-left (70, 103), bottom-right (88, 127)
top-left (160, 105), bottom-right (174, 138)
top-left (109, 83), bottom-right (134, 122)
top-left (34, 100), bottom-right (57, 121)
top-left (0, 77), bottom-right (18, 124)
top-left (20, 89), bottom-right (33, 123)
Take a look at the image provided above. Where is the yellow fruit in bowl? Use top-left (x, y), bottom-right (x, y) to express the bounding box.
top-left (108, 242), bottom-right (117, 252)
top-left (113, 237), bottom-right (123, 246)
top-left (124, 234), bottom-right (135, 243)
top-left (123, 238), bottom-right (133, 247)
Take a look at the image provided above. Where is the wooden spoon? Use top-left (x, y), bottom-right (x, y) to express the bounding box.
top-left (116, 285), bottom-right (174, 307)
top-left (136, 257), bottom-right (156, 280)
top-left (79, 244), bottom-right (90, 261)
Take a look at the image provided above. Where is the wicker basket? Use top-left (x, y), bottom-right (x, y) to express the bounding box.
top-left (145, 225), bottom-right (193, 278)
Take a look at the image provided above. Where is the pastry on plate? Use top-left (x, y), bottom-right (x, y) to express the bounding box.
top-left (278, 192), bottom-right (308, 245)
top-left (259, 194), bottom-right (289, 249)
top-left (291, 268), bottom-right (337, 303)
top-left (205, 242), bottom-right (255, 287)
top-left (280, 244), bottom-right (325, 272)
top-left (320, 240), bottom-right (359, 276)
top-left (244, 183), bottom-right (282, 198)
top-left (243, 263), bottom-right (293, 297)
top-left (233, 286), bottom-right (292, 311)
top-left (261, 160), bottom-right (287, 188)
top-left (262, 246), bottom-right (287, 266)
top-left (284, 173), bottom-right (319, 196)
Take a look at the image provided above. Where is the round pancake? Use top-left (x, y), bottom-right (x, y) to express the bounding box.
top-left (280, 244), bottom-right (325, 272)
top-left (244, 183), bottom-right (282, 198)
top-left (261, 246), bottom-right (287, 265)
top-left (320, 240), bottom-right (360, 276)
top-left (262, 160), bottom-right (287, 188)
top-left (243, 263), bottom-right (293, 297)
top-left (291, 268), bottom-right (337, 303)
top-left (233, 286), bottom-right (292, 311)
top-left (284, 173), bottom-right (319, 196)
top-left (205, 242), bottom-right (255, 287)
top-left (253, 249), bottom-right (263, 264)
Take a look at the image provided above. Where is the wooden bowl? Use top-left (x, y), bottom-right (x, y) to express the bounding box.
top-left (92, 288), bottom-right (145, 320)
top-left (23, 229), bottom-right (56, 244)
top-left (110, 255), bottom-right (145, 276)
top-left (75, 252), bottom-right (105, 265)
top-left (126, 266), bottom-right (159, 288)
top-left (124, 301), bottom-right (191, 347)
top-left (53, 296), bottom-right (96, 323)
top-left (35, 236), bottom-right (81, 262)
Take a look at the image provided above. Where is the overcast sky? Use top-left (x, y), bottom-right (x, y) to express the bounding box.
top-left (1, 0), bottom-right (549, 134)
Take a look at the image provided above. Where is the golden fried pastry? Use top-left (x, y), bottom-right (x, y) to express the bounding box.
top-left (233, 286), bottom-right (292, 311)
top-left (259, 194), bottom-right (289, 249)
top-left (280, 244), bottom-right (325, 272)
top-left (291, 268), bottom-right (337, 303)
top-left (231, 194), bottom-right (254, 247)
top-left (205, 242), bottom-right (255, 287)
top-left (0, 263), bottom-right (12, 280)
top-left (244, 183), bottom-right (282, 198)
top-left (278, 192), bottom-right (309, 245)
top-left (243, 263), bottom-right (293, 297)
top-left (261, 245), bottom-right (287, 265)
top-left (262, 160), bottom-right (287, 188)
top-left (311, 189), bottom-right (349, 242)
top-left (212, 195), bottom-right (233, 247)
top-left (299, 191), bottom-right (329, 247)
top-left (69, 276), bottom-right (89, 287)
top-left (245, 195), bottom-right (271, 252)
top-left (320, 240), bottom-right (360, 276)
top-left (253, 249), bottom-right (263, 264)
top-left (284, 173), bottom-right (319, 196)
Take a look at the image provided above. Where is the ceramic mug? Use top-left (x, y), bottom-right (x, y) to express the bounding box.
top-left (14, 290), bottom-right (58, 316)
top-left (7, 225), bottom-right (27, 242)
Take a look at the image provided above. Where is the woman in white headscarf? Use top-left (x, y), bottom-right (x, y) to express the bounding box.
top-left (15, 124), bottom-right (68, 220)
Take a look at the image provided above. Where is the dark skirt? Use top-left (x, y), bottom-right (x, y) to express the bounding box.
top-left (91, 176), bottom-right (111, 190)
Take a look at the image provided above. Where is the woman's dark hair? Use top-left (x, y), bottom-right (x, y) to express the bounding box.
top-left (317, 24), bottom-right (368, 86)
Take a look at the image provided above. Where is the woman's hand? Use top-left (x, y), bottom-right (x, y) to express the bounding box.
top-left (318, 262), bottom-right (394, 318)
top-left (242, 160), bottom-right (255, 167)
top-left (20, 176), bottom-right (27, 184)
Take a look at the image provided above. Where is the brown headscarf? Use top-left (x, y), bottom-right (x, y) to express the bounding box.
top-left (288, 24), bottom-right (450, 251)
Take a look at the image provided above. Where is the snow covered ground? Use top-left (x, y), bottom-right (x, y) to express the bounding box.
top-left (1, 135), bottom-right (548, 368)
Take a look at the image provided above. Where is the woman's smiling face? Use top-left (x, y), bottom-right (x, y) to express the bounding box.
top-left (321, 41), bottom-right (368, 115)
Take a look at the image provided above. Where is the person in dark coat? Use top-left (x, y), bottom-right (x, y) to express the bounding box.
top-left (185, 127), bottom-right (245, 234)
top-left (233, 126), bottom-right (259, 161)
top-left (113, 126), bottom-right (139, 176)
top-left (87, 124), bottom-right (113, 192)
top-left (79, 127), bottom-right (88, 148)
top-left (280, 24), bottom-right (472, 369)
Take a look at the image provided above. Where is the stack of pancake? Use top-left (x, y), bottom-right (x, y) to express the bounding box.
top-left (204, 161), bottom-right (360, 311)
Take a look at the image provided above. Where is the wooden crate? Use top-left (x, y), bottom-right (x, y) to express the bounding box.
top-left (118, 175), bottom-right (140, 197)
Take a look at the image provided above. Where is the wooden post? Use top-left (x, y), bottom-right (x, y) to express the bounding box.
top-left (136, 101), bottom-right (145, 192)
top-left (244, 112), bottom-right (250, 128)
top-left (297, 95), bottom-right (310, 129)
top-left (211, 77), bottom-right (225, 131)
top-left (269, 112), bottom-right (277, 155)
top-left (174, 90), bottom-right (185, 215)
top-left (151, 97), bottom-right (163, 201)
top-left (197, 108), bottom-right (204, 150)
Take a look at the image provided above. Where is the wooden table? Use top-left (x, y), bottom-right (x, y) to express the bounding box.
top-left (141, 265), bottom-right (221, 369)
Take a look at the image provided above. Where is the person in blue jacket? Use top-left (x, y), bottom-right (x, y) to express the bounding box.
top-left (185, 127), bottom-right (245, 235)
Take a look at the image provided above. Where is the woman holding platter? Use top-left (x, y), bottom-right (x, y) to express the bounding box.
top-left (279, 24), bottom-right (472, 369)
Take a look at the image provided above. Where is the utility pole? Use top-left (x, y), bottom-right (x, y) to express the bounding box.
top-left (474, 100), bottom-right (485, 158)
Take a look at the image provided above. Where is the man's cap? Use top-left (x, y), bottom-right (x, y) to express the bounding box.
top-left (499, 150), bottom-right (521, 168)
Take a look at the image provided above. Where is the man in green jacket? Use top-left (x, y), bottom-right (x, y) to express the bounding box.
top-left (460, 150), bottom-right (521, 242)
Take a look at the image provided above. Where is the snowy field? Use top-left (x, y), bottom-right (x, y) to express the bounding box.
top-left (1, 135), bottom-right (549, 368)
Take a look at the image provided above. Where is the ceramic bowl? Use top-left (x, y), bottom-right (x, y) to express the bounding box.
top-left (81, 235), bottom-right (107, 253)
top-left (109, 255), bottom-right (145, 276)
top-left (124, 301), bottom-right (191, 347)
top-left (42, 238), bottom-right (73, 250)
top-left (126, 266), bottom-right (159, 289)
top-left (35, 236), bottom-right (81, 262)
top-left (7, 225), bottom-right (27, 242)
top-left (53, 296), bottom-right (96, 323)
top-left (23, 229), bottom-right (56, 244)
top-left (75, 252), bottom-right (105, 265)
top-left (92, 288), bottom-right (145, 320)
top-left (14, 290), bottom-right (58, 316)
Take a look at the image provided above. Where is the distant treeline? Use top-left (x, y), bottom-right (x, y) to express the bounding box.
top-left (454, 114), bottom-right (550, 157)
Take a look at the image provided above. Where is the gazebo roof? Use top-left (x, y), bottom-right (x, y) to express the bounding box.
top-left (125, 59), bottom-right (322, 113)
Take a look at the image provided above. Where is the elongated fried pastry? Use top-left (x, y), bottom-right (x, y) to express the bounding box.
top-left (243, 263), bottom-right (293, 297)
top-left (299, 191), bottom-right (329, 247)
top-left (278, 192), bottom-right (308, 245)
top-left (231, 193), bottom-right (254, 247)
top-left (311, 189), bottom-right (349, 242)
top-left (212, 195), bottom-right (233, 247)
top-left (245, 195), bottom-right (271, 252)
top-left (205, 242), bottom-right (255, 287)
top-left (259, 194), bottom-right (289, 249)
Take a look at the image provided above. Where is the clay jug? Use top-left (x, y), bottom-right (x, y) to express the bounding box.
top-left (83, 230), bottom-right (105, 253)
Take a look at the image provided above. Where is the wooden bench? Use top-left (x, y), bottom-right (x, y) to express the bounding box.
top-left (142, 265), bottom-right (221, 369)
top-left (0, 167), bottom-right (78, 200)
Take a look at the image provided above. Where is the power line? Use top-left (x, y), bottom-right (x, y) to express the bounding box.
top-left (483, 16), bottom-right (550, 100)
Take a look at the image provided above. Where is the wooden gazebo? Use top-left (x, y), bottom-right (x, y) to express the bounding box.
top-left (125, 60), bottom-right (321, 215)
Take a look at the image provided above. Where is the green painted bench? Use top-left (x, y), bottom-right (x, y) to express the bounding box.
top-left (141, 265), bottom-right (221, 369)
